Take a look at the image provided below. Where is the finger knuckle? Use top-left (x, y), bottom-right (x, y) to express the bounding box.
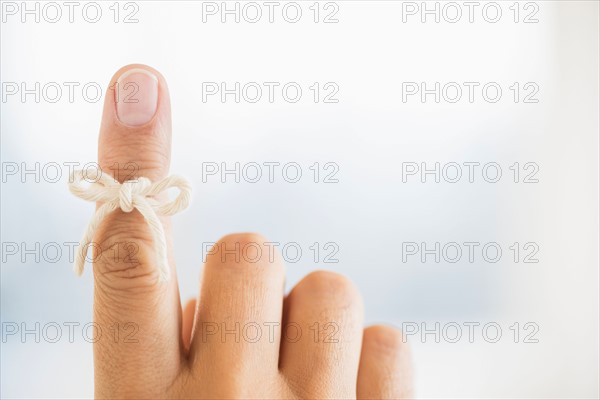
top-left (297, 270), bottom-right (362, 303)
top-left (363, 325), bottom-right (406, 352)
top-left (206, 232), bottom-right (283, 272)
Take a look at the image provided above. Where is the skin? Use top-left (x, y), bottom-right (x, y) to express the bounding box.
top-left (91, 64), bottom-right (413, 399)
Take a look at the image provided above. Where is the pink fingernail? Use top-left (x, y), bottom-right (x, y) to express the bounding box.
top-left (115, 68), bottom-right (158, 127)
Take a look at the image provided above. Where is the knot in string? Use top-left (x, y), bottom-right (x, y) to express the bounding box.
top-left (118, 177), bottom-right (152, 212)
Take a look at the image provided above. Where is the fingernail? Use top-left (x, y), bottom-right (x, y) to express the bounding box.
top-left (115, 68), bottom-right (158, 127)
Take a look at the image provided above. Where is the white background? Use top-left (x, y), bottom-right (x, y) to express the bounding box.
top-left (1, 1), bottom-right (599, 398)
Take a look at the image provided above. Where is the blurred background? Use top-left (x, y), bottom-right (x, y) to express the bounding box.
top-left (1, 1), bottom-right (598, 398)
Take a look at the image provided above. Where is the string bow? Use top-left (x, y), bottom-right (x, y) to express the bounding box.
top-left (68, 167), bottom-right (191, 281)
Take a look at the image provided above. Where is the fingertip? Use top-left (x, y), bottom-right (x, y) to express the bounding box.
top-left (98, 64), bottom-right (172, 183)
top-left (102, 64), bottom-right (171, 130)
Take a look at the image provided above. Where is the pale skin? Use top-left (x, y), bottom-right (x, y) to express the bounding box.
top-left (91, 64), bottom-right (413, 399)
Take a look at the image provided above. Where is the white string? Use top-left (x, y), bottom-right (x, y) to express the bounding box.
top-left (68, 167), bottom-right (191, 282)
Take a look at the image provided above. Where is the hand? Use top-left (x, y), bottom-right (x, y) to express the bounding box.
top-left (90, 64), bottom-right (413, 399)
